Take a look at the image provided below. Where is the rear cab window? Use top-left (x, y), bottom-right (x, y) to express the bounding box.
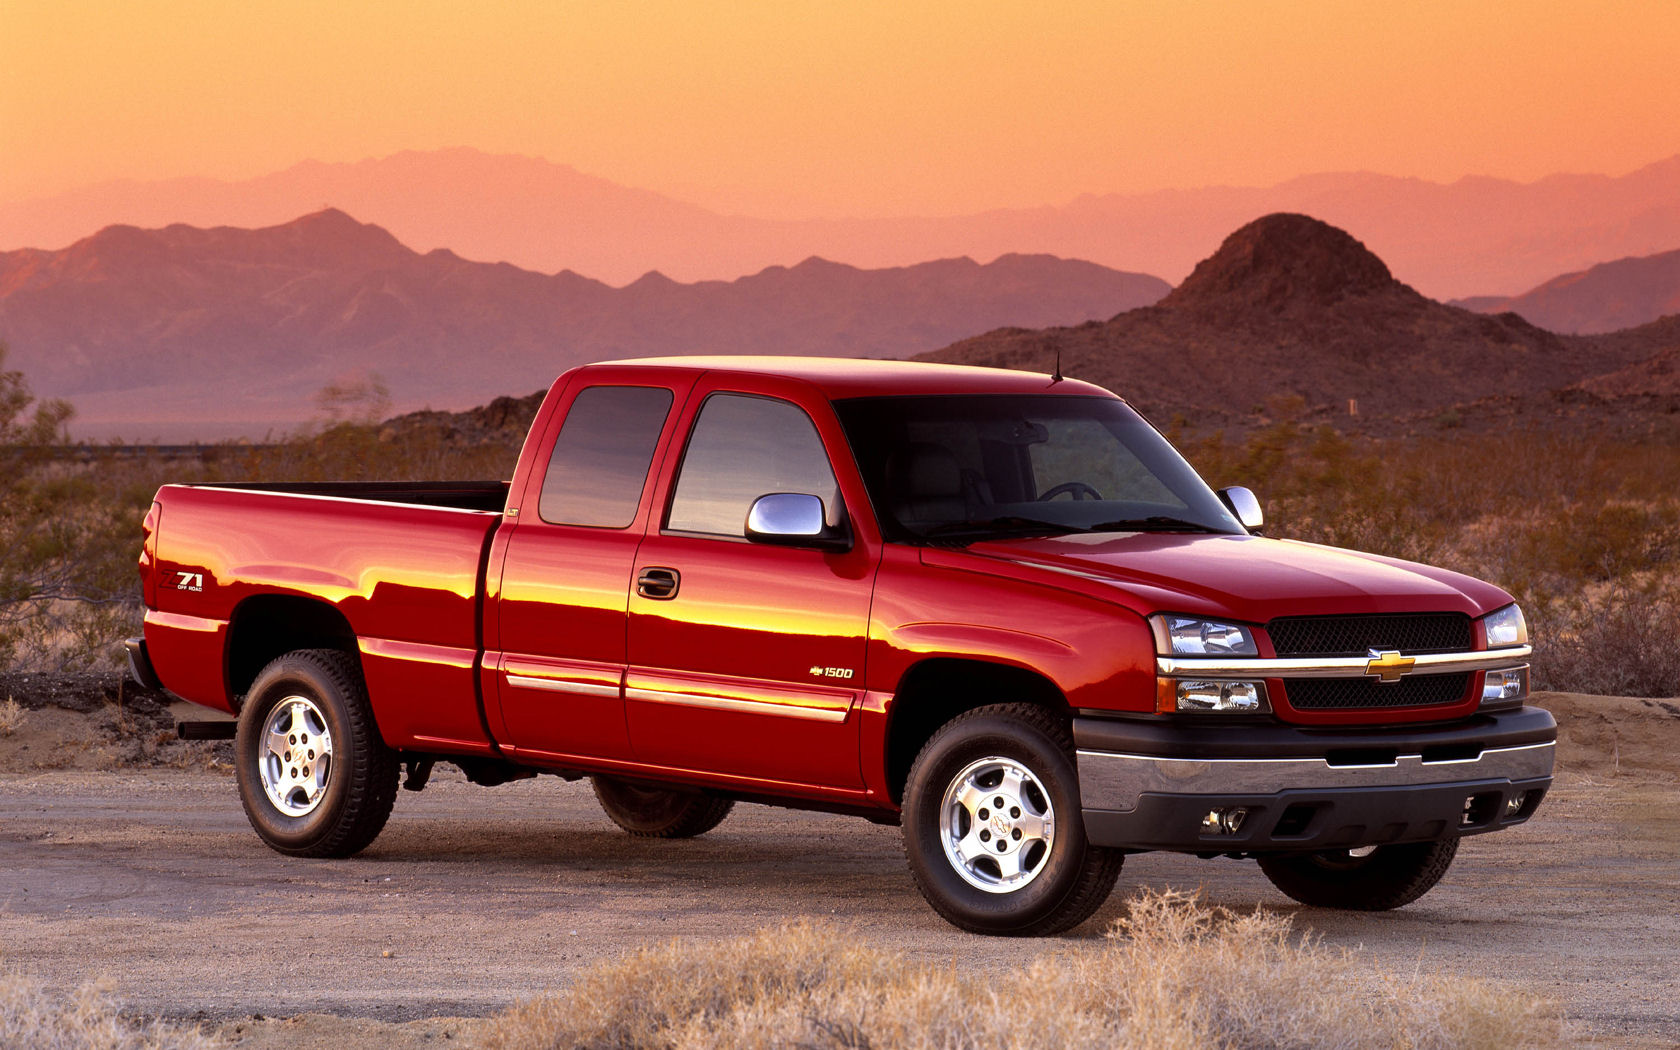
top-left (538, 385), bottom-right (675, 528)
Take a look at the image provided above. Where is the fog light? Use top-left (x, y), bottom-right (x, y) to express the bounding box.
top-left (1480, 666), bottom-right (1529, 707)
top-left (1201, 807), bottom-right (1248, 835)
top-left (1504, 795), bottom-right (1524, 817)
top-left (1168, 679), bottom-right (1269, 713)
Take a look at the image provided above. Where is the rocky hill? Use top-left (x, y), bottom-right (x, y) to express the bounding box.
top-left (922, 214), bottom-right (1672, 433)
top-left (0, 209), bottom-right (1167, 434)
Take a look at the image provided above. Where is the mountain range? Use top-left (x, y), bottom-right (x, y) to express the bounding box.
top-left (0, 210), bottom-right (1166, 437)
top-left (5, 147), bottom-right (1680, 299)
top-left (922, 214), bottom-right (1680, 436)
top-left (1455, 246), bottom-right (1680, 334)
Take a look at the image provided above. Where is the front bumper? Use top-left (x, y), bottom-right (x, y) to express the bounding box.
top-left (1075, 706), bottom-right (1556, 852)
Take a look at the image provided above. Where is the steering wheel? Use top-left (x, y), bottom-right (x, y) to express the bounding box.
top-left (1037, 481), bottom-right (1102, 501)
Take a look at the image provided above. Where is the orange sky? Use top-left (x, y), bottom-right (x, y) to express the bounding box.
top-left (4, 0), bottom-right (1678, 218)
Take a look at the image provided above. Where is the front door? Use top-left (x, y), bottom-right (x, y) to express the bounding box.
top-left (626, 387), bottom-right (876, 789)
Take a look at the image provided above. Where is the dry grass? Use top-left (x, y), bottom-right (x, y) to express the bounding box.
top-left (0, 973), bottom-right (210, 1050)
top-left (482, 889), bottom-right (1563, 1050)
top-left (0, 695), bottom-right (23, 735)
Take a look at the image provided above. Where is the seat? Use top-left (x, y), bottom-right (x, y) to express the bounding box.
top-left (885, 443), bottom-right (969, 527)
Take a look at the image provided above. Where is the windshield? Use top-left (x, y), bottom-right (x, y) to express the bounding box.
top-left (834, 394), bottom-right (1244, 543)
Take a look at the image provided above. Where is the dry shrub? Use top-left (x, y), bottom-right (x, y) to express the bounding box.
top-left (483, 890), bottom-right (1562, 1050)
top-left (0, 695), bottom-right (23, 735)
top-left (0, 973), bottom-right (210, 1050)
top-left (1531, 580), bottom-right (1680, 697)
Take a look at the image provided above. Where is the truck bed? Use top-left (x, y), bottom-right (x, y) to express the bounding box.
top-left (143, 481), bottom-right (507, 752)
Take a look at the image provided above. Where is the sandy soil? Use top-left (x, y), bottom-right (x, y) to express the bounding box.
top-left (0, 688), bottom-right (1676, 1048)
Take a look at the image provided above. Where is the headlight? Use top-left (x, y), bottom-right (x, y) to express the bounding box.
top-left (1161, 679), bottom-right (1271, 714)
top-left (1482, 604), bottom-right (1528, 648)
top-left (1480, 666), bottom-right (1529, 708)
top-left (1151, 615), bottom-right (1258, 656)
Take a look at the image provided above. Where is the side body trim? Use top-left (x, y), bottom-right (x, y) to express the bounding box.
top-left (624, 686), bottom-right (851, 723)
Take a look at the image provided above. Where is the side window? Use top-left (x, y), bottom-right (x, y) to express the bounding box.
top-left (538, 385), bottom-right (674, 528)
top-left (666, 394), bottom-right (841, 537)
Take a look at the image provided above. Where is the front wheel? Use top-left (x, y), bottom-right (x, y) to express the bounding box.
top-left (1257, 838), bottom-right (1459, 910)
top-left (235, 649), bottom-right (398, 858)
top-left (902, 703), bottom-right (1122, 935)
top-left (592, 775), bottom-right (735, 838)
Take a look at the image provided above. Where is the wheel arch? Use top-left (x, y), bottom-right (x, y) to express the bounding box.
top-left (226, 595), bottom-right (360, 707)
top-left (883, 656), bottom-right (1070, 805)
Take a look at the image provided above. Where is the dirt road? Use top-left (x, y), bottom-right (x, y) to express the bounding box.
top-left (1, 692), bottom-right (1677, 1047)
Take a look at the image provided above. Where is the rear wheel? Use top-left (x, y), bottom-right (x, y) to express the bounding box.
top-left (592, 775), bottom-right (735, 838)
top-left (235, 649), bottom-right (398, 857)
top-left (1257, 838), bottom-right (1459, 910)
top-left (901, 703), bottom-right (1122, 935)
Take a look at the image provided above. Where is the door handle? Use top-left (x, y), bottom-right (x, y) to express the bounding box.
top-left (636, 567), bottom-right (681, 600)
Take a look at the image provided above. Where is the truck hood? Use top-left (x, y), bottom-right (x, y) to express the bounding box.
top-left (945, 532), bottom-right (1512, 623)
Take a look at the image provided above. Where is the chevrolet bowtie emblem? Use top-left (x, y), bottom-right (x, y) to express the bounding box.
top-left (1363, 648), bottom-right (1415, 683)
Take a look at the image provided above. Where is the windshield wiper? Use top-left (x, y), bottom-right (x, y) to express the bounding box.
top-left (917, 516), bottom-right (1083, 545)
top-left (1087, 516), bottom-right (1228, 534)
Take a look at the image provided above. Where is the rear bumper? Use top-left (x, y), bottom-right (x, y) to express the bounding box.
top-left (124, 636), bottom-right (164, 691)
top-left (1074, 706), bottom-right (1556, 852)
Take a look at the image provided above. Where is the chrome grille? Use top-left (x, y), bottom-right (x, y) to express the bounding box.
top-left (1267, 613), bottom-right (1472, 657)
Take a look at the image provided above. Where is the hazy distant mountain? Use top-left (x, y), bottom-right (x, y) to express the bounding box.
top-left (4, 148), bottom-right (1680, 299)
top-left (1454, 247), bottom-right (1680, 334)
top-left (0, 209), bottom-right (1167, 434)
top-left (921, 213), bottom-right (1657, 431)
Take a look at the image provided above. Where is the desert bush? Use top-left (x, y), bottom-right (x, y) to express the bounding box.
top-left (0, 695), bottom-right (23, 735)
top-left (1529, 579), bottom-right (1680, 697)
top-left (0, 973), bottom-right (210, 1050)
top-left (482, 890), bottom-right (1562, 1050)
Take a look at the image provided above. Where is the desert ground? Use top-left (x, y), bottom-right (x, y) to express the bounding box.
top-left (0, 687), bottom-right (1676, 1049)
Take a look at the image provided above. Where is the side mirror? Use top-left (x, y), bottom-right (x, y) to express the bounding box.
top-left (745, 493), bottom-right (851, 551)
top-left (1217, 486), bottom-right (1264, 532)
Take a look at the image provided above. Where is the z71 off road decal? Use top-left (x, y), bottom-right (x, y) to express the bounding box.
top-left (175, 571), bottom-right (204, 592)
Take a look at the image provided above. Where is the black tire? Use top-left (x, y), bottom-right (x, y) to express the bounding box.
top-left (901, 703), bottom-right (1123, 936)
top-left (592, 775), bottom-right (735, 838)
top-left (235, 649), bottom-right (398, 858)
top-left (1257, 838), bottom-right (1459, 910)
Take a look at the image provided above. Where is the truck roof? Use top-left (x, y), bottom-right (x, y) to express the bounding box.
top-left (585, 356), bottom-right (1118, 400)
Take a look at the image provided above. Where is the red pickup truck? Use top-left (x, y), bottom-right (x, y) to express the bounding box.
top-left (131, 357), bottom-right (1553, 935)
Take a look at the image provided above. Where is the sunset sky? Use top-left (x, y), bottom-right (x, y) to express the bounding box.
top-left (3, 0), bottom-right (1678, 218)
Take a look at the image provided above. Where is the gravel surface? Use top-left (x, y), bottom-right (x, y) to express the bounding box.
top-left (0, 691), bottom-right (1676, 1047)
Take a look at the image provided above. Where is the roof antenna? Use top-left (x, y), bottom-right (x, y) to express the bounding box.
top-left (1051, 346), bottom-right (1063, 383)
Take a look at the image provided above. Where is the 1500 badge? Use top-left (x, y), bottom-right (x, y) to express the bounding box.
top-left (809, 666), bottom-right (855, 679)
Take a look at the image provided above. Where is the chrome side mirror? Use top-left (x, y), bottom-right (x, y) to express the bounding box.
top-left (1217, 486), bottom-right (1264, 532)
top-left (745, 493), bottom-right (851, 550)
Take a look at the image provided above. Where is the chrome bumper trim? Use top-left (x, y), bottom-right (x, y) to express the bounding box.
top-left (1077, 740), bottom-right (1555, 813)
top-left (1156, 645), bottom-right (1532, 679)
